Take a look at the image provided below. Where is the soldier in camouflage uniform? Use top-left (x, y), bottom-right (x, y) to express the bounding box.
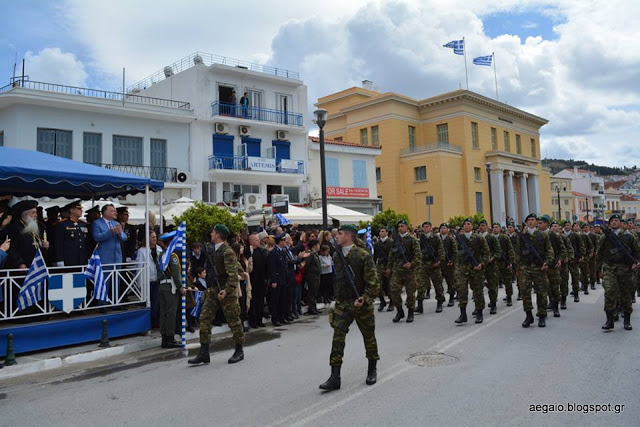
top-left (453, 218), bottom-right (489, 324)
top-left (189, 224), bottom-right (245, 365)
top-left (373, 227), bottom-right (394, 312)
top-left (596, 214), bottom-right (640, 331)
top-left (566, 222), bottom-right (586, 302)
top-left (493, 223), bottom-right (515, 306)
top-left (634, 222), bottom-right (640, 302)
top-left (538, 216), bottom-right (566, 318)
top-left (416, 221), bottom-right (446, 313)
top-left (558, 221), bottom-right (574, 309)
top-left (387, 220), bottom-right (422, 323)
top-left (507, 223), bottom-right (523, 301)
top-left (478, 220), bottom-right (502, 315)
top-left (517, 214), bottom-right (554, 328)
top-left (578, 223), bottom-right (593, 295)
top-left (319, 224), bottom-right (381, 391)
top-left (439, 223), bottom-right (459, 307)
top-left (586, 225), bottom-right (600, 290)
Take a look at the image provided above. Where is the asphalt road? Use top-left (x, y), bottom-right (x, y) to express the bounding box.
top-left (1, 285), bottom-right (637, 427)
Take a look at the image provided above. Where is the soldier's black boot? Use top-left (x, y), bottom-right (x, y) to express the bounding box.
top-left (164, 335), bottom-right (181, 349)
top-left (319, 365), bottom-right (341, 391)
top-left (517, 292), bottom-right (522, 301)
top-left (624, 312), bottom-right (632, 331)
top-left (602, 310), bottom-right (614, 330)
top-left (591, 283), bottom-right (596, 290)
top-left (553, 302), bottom-right (561, 318)
top-left (471, 308), bottom-right (480, 316)
top-left (161, 335), bottom-right (166, 348)
top-left (506, 296), bottom-right (513, 307)
top-left (489, 303), bottom-right (497, 315)
top-left (228, 343), bottom-right (244, 364)
top-left (406, 309), bottom-right (414, 323)
top-left (454, 307), bottom-right (467, 324)
top-left (425, 290), bottom-right (431, 300)
top-left (378, 296), bottom-right (387, 312)
top-left (436, 302), bottom-right (443, 313)
top-left (522, 311), bottom-right (534, 328)
top-left (415, 299), bottom-right (424, 314)
top-left (387, 301), bottom-right (395, 312)
top-left (574, 291), bottom-right (580, 302)
top-left (392, 306), bottom-right (405, 323)
top-left (366, 360), bottom-right (377, 385)
top-left (583, 284), bottom-right (589, 295)
top-left (613, 309), bottom-right (620, 322)
top-left (560, 295), bottom-right (567, 310)
top-left (447, 294), bottom-right (455, 307)
top-left (475, 310), bottom-right (483, 324)
top-left (538, 315), bottom-right (546, 327)
top-left (188, 343), bottom-right (210, 365)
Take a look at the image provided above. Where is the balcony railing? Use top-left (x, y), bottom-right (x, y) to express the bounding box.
top-left (92, 163), bottom-right (178, 182)
top-left (400, 142), bottom-right (463, 156)
top-left (211, 101), bottom-right (303, 127)
top-left (208, 154), bottom-right (304, 174)
top-left (0, 79), bottom-right (191, 109)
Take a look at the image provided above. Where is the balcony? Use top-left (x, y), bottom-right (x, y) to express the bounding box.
top-left (93, 164), bottom-right (178, 182)
top-left (208, 155), bottom-right (304, 174)
top-left (400, 142), bottom-right (463, 156)
top-left (211, 101), bottom-right (303, 127)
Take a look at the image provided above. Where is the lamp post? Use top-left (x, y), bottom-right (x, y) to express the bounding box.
top-left (485, 162), bottom-right (493, 224)
top-left (555, 185), bottom-right (565, 221)
top-left (585, 197), bottom-right (590, 224)
top-left (314, 108), bottom-right (329, 229)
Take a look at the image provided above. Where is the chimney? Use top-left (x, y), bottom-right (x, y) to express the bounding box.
top-left (362, 80), bottom-right (373, 90)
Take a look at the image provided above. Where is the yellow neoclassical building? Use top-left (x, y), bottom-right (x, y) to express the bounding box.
top-left (316, 85), bottom-right (552, 226)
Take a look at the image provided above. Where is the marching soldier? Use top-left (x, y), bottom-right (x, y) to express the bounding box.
top-left (189, 224), bottom-right (245, 365)
top-left (53, 200), bottom-right (90, 268)
top-left (506, 223), bottom-right (523, 301)
top-left (416, 221), bottom-right (446, 313)
top-left (597, 214), bottom-right (640, 331)
top-left (439, 223), bottom-right (458, 307)
top-left (453, 218), bottom-right (489, 324)
top-left (566, 222), bottom-right (586, 302)
top-left (373, 227), bottom-right (394, 312)
top-left (557, 221), bottom-right (575, 309)
top-left (319, 224), bottom-right (380, 391)
top-left (538, 216), bottom-right (566, 318)
top-left (494, 223), bottom-right (516, 306)
top-left (517, 214), bottom-right (554, 328)
top-left (478, 220), bottom-right (501, 314)
top-left (586, 225), bottom-right (600, 290)
top-left (579, 223), bottom-right (593, 295)
top-left (387, 220), bottom-right (421, 323)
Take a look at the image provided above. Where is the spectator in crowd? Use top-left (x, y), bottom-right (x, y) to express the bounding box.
top-left (320, 230), bottom-right (335, 255)
top-left (267, 233), bottom-right (288, 326)
top-left (292, 231), bottom-right (306, 256)
top-left (265, 236), bottom-right (276, 251)
top-left (117, 207), bottom-right (137, 262)
top-left (44, 206), bottom-right (60, 265)
top-left (303, 239), bottom-right (322, 315)
top-left (0, 236), bottom-right (9, 268)
top-left (8, 200), bottom-right (50, 269)
top-left (190, 242), bottom-right (206, 273)
top-left (240, 91), bottom-right (249, 118)
top-left (284, 234), bottom-right (298, 320)
top-left (330, 228), bottom-right (339, 246)
top-left (53, 200), bottom-right (90, 268)
top-left (247, 233), bottom-right (268, 328)
top-left (0, 207), bottom-right (12, 242)
top-left (136, 231), bottom-right (163, 328)
top-left (319, 244), bottom-right (335, 304)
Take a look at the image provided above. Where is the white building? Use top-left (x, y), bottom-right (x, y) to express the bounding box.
top-left (554, 167), bottom-right (605, 222)
top-left (307, 136), bottom-right (382, 216)
top-left (132, 52), bottom-right (309, 207)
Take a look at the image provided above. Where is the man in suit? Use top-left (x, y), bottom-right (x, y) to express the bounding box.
top-left (247, 233), bottom-right (268, 328)
top-left (267, 233), bottom-right (288, 326)
top-left (116, 207), bottom-right (138, 262)
top-left (92, 204), bottom-right (127, 303)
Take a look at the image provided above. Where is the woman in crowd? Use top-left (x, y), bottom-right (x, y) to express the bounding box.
top-left (318, 244), bottom-right (335, 304)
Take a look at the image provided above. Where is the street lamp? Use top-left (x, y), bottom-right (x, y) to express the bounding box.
top-left (585, 197), bottom-right (590, 224)
top-left (314, 108), bottom-right (329, 229)
top-left (485, 163), bottom-right (493, 224)
top-left (555, 185), bottom-right (565, 221)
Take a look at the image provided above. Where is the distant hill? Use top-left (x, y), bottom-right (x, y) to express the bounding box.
top-left (542, 158), bottom-right (637, 176)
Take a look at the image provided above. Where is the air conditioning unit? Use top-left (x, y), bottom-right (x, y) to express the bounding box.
top-left (239, 125), bottom-right (251, 136)
top-left (276, 130), bottom-right (288, 140)
top-left (272, 194), bottom-right (289, 203)
top-left (244, 193), bottom-right (265, 211)
top-left (214, 122), bottom-right (229, 134)
top-left (176, 171), bottom-right (191, 183)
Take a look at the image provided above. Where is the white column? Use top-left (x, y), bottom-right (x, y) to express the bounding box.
top-left (528, 174), bottom-right (540, 214)
top-left (490, 169), bottom-right (506, 225)
top-left (505, 171), bottom-right (516, 223)
top-left (520, 173), bottom-right (529, 220)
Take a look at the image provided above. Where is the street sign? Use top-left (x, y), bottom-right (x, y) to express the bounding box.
top-left (272, 201), bottom-right (289, 214)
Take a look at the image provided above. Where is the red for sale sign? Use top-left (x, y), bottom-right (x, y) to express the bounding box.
top-left (326, 187), bottom-right (370, 198)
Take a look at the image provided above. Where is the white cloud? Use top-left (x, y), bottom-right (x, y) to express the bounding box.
top-left (24, 48), bottom-right (88, 87)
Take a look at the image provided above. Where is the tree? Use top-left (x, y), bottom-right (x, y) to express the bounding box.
top-left (359, 208), bottom-right (410, 236)
top-left (173, 202), bottom-right (246, 246)
top-left (447, 212), bottom-right (486, 229)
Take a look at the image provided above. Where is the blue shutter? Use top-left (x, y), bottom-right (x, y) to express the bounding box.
top-left (272, 140), bottom-right (291, 163)
top-left (242, 137), bottom-right (261, 157)
top-left (83, 132), bottom-right (102, 164)
top-left (113, 135), bottom-right (143, 165)
top-left (352, 160), bottom-right (367, 188)
top-left (326, 157), bottom-right (340, 187)
top-left (212, 134), bottom-right (234, 169)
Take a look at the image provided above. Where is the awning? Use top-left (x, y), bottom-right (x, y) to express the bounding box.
top-left (314, 204), bottom-right (373, 224)
top-left (245, 204), bottom-right (323, 226)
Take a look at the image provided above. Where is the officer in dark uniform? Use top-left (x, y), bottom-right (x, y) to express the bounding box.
top-left (53, 200), bottom-right (90, 268)
top-left (116, 207), bottom-right (138, 262)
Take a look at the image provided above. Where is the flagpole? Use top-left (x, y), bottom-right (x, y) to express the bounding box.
top-left (463, 36), bottom-right (469, 90)
top-left (181, 221), bottom-right (187, 356)
top-left (493, 52), bottom-right (499, 101)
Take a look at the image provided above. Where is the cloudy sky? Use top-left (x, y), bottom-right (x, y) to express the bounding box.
top-left (2, 0), bottom-right (638, 167)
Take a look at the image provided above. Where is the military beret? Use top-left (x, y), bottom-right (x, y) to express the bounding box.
top-left (340, 224), bottom-right (359, 234)
top-left (609, 214), bottom-right (622, 222)
top-left (422, 221), bottom-right (432, 227)
top-left (550, 219), bottom-right (559, 226)
top-left (214, 223), bottom-right (230, 237)
top-left (116, 207), bottom-right (129, 215)
top-left (62, 200), bottom-right (83, 212)
top-left (439, 223), bottom-right (449, 229)
top-left (539, 215), bottom-right (551, 223)
top-left (11, 200), bottom-right (38, 216)
top-left (85, 205), bottom-right (100, 216)
top-left (491, 222), bottom-right (500, 227)
top-left (397, 219), bottom-right (408, 226)
top-left (506, 221), bottom-right (515, 227)
top-left (478, 219), bottom-right (488, 226)
top-left (462, 218), bottom-right (473, 225)
top-left (525, 213), bottom-right (538, 221)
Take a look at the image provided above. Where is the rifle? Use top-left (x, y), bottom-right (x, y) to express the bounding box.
top-left (390, 227), bottom-right (410, 265)
top-left (204, 244), bottom-right (223, 292)
top-left (419, 232), bottom-right (437, 261)
top-left (497, 236), bottom-right (511, 265)
top-left (515, 229), bottom-right (545, 267)
top-left (333, 245), bottom-right (361, 299)
top-left (451, 230), bottom-right (479, 267)
top-left (601, 226), bottom-right (637, 265)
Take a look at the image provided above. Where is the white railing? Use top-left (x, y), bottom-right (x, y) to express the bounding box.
top-left (0, 262), bottom-right (149, 322)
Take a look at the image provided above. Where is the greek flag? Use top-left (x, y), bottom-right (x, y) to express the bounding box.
top-left (366, 224), bottom-right (374, 255)
top-left (160, 222), bottom-right (186, 271)
top-left (274, 213), bottom-right (290, 225)
top-left (17, 248), bottom-right (49, 311)
top-left (443, 40), bottom-right (464, 55)
top-left (190, 290), bottom-right (204, 318)
top-left (85, 248), bottom-right (107, 302)
top-left (473, 55), bottom-right (493, 66)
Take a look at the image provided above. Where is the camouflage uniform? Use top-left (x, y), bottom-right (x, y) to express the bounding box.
top-left (199, 242), bottom-right (245, 345)
top-left (559, 233), bottom-right (575, 300)
top-left (517, 230), bottom-right (554, 318)
top-left (417, 233), bottom-right (446, 304)
top-left (580, 233), bottom-right (593, 289)
top-left (546, 230), bottom-right (567, 309)
top-left (508, 232), bottom-right (523, 298)
top-left (496, 233), bottom-right (516, 298)
top-left (588, 232), bottom-right (600, 287)
top-left (329, 245), bottom-right (381, 366)
top-left (455, 232), bottom-right (490, 310)
top-left (389, 233), bottom-right (422, 310)
top-left (566, 231), bottom-right (585, 295)
top-left (441, 234), bottom-right (459, 298)
top-left (482, 232), bottom-right (502, 308)
top-left (373, 237), bottom-right (393, 301)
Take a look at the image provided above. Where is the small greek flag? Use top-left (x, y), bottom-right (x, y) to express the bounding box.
top-left (366, 224), bottom-right (374, 255)
top-left (274, 213), bottom-right (290, 225)
top-left (85, 248), bottom-right (107, 302)
top-left (160, 222), bottom-right (186, 271)
top-left (17, 248), bottom-right (49, 311)
top-left (473, 55), bottom-right (493, 66)
top-left (443, 40), bottom-right (464, 55)
top-left (190, 290), bottom-right (204, 318)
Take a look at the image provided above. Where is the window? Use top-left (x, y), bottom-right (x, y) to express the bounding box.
top-left (333, 136), bottom-right (343, 141)
top-left (437, 124), bottom-right (449, 144)
top-left (408, 126), bottom-right (415, 150)
top-left (113, 135), bottom-right (143, 166)
top-left (353, 160), bottom-right (368, 188)
top-left (565, 212), bottom-right (570, 221)
top-left (283, 186), bottom-right (300, 203)
top-left (233, 184), bottom-right (260, 195)
top-left (474, 167), bottom-right (481, 181)
top-left (471, 122), bottom-right (479, 148)
top-left (491, 127), bottom-right (497, 149)
top-left (83, 132), bottom-right (102, 164)
top-left (530, 138), bottom-right (536, 157)
top-left (326, 157), bottom-right (340, 187)
top-left (564, 199), bottom-right (569, 206)
top-left (376, 167), bottom-right (381, 182)
top-left (414, 166), bottom-right (427, 181)
top-left (476, 192), bottom-right (483, 214)
top-left (503, 131), bottom-right (510, 152)
top-left (516, 134), bottom-right (522, 154)
top-left (37, 128), bottom-right (72, 159)
top-left (202, 181), bottom-right (217, 203)
top-left (247, 89), bottom-right (262, 108)
top-left (150, 138), bottom-right (167, 181)
top-left (371, 126), bottom-right (379, 146)
top-left (360, 128), bottom-right (368, 145)
top-left (0, 131), bottom-right (4, 146)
